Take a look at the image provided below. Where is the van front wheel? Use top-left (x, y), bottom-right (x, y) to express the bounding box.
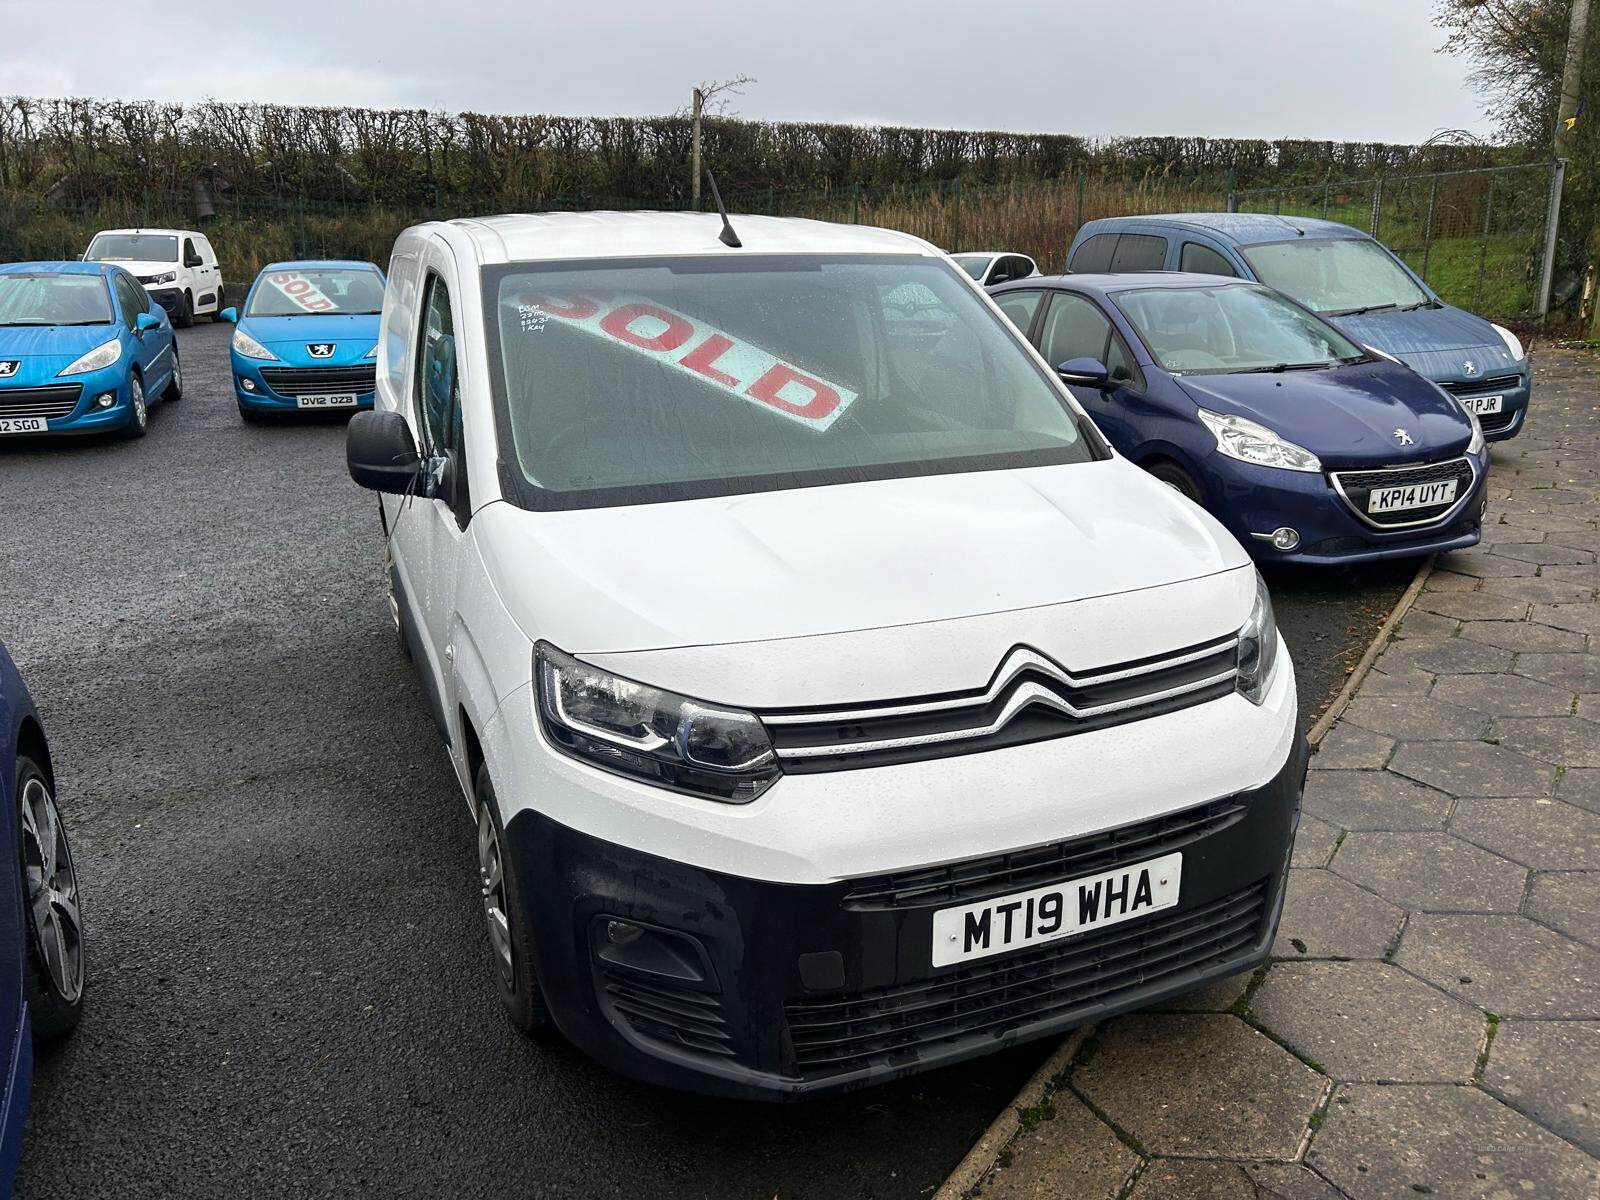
top-left (475, 765), bottom-right (551, 1036)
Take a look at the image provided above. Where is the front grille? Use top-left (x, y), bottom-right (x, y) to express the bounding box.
top-left (1478, 408), bottom-right (1516, 432)
top-left (761, 637), bottom-right (1239, 772)
top-left (258, 365), bottom-right (376, 397)
top-left (1330, 456), bottom-right (1475, 529)
top-left (785, 879), bottom-right (1269, 1077)
top-left (600, 972), bottom-right (735, 1058)
top-left (1439, 374), bottom-right (1520, 396)
top-left (0, 383), bottom-right (82, 420)
top-left (842, 796), bottom-right (1250, 910)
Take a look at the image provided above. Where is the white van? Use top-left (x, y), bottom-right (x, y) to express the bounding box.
top-left (344, 212), bottom-right (1305, 1099)
top-left (84, 228), bottom-right (225, 327)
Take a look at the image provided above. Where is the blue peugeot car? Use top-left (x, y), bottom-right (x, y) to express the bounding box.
top-left (221, 260), bottom-right (385, 423)
top-left (988, 274), bottom-right (1487, 565)
top-left (0, 261), bottom-right (180, 440)
top-left (1066, 214), bottom-right (1531, 440)
top-left (0, 639), bottom-right (84, 1194)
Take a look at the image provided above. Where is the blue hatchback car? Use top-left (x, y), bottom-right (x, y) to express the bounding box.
top-left (0, 261), bottom-right (180, 440)
top-left (988, 274), bottom-right (1487, 565)
top-left (0, 639), bottom-right (83, 1194)
top-left (221, 260), bottom-right (385, 422)
top-left (1066, 215), bottom-right (1531, 440)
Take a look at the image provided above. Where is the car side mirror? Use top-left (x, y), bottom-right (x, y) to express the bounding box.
top-left (1057, 357), bottom-right (1112, 389)
top-left (185, 253), bottom-right (203, 268)
top-left (347, 411), bottom-right (422, 494)
top-left (218, 307), bottom-right (238, 323)
top-left (135, 312), bottom-right (162, 333)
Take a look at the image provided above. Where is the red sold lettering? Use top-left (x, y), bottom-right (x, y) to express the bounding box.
top-left (746, 363), bottom-right (842, 421)
top-left (600, 303), bottom-right (691, 353)
top-left (679, 334), bottom-right (740, 387)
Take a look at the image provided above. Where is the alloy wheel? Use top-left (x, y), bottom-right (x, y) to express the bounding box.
top-left (20, 776), bottom-right (83, 1004)
top-left (131, 378), bottom-right (147, 430)
top-left (477, 803), bottom-right (515, 990)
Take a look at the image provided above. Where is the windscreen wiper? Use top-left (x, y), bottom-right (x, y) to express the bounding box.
top-left (1398, 299), bottom-right (1442, 312)
top-left (1236, 361), bottom-right (1330, 373)
top-left (1326, 302), bottom-right (1398, 317)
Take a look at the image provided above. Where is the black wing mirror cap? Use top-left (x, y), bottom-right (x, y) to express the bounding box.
top-left (1057, 356), bottom-right (1112, 389)
top-left (347, 410), bottom-right (421, 494)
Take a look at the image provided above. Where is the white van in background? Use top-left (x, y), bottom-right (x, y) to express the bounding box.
top-left (84, 228), bottom-right (225, 327)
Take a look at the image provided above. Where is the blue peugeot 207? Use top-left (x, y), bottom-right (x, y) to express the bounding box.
top-left (988, 273), bottom-right (1487, 565)
top-left (0, 637), bottom-right (84, 1194)
top-left (221, 259), bottom-right (385, 423)
top-left (0, 260), bottom-right (180, 440)
top-left (1066, 214), bottom-right (1531, 440)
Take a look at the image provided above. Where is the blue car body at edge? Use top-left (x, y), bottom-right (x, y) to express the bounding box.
top-left (224, 260), bottom-right (385, 418)
top-left (0, 261), bottom-right (178, 439)
top-left (989, 273), bottom-right (1487, 566)
top-left (1066, 214), bottom-right (1532, 441)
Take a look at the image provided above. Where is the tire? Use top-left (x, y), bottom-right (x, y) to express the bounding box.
top-left (210, 286), bottom-right (226, 321)
top-left (475, 764), bottom-right (551, 1035)
top-left (122, 375), bottom-right (149, 439)
top-left (174, 291), bottom-right (194, 329)
top-left (16, 755), bottom-right (84, 1042)
top-left (1146, 460), bottom-right (1202, 504)
top-left (163, 348), bottom-right (183, 401)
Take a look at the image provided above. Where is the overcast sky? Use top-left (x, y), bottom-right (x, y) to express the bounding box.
top-left (1, 0), bottom-right (1491, 144)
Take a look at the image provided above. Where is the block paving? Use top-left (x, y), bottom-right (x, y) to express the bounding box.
top-left (970, 351), bottom-right (1600, 1197)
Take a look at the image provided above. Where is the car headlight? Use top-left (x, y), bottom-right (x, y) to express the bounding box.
top-left (1491, 323), bottom-right (1525, 362)
top-left (231, 327), bottom-right (279, 361)
top-left (1197, 408), bottom-right (1322, 473)
top-left (1467, 413), bottom-right (1485, 457)
top-left (57, 339), bottom-right (122, 376)
top-left (364, 343), bottom-right (379, 360)
top-left (534, 641), bottom-right (779, 803)
top-left (149, 271), bottom-right (177, 285)
top-left (1236, 571), bottom-right (1280, 706)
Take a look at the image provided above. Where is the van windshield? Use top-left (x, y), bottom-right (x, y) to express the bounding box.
top-left (87, 233), bottom-right (178, 263)
top-left (1239, 237), bottom-right (1430, 316)
top-left (485, 255), bottom-right (1099, 507)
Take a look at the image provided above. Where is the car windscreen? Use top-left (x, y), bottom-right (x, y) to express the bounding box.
top-left (247, 268), bottom-right (386, 316)
top-left (485, 255), bottom-right (1100, 508)
top-left (950, 255), bottom-right (990, 281)
top-left (1112, 283), bottom-right (1366, 374)
top-left (87, 233), bottom-right (178, 262)
top-left (1239, 237), bottom-right (1429, 316)
top-left (0, 273), bottom-right (115, 326)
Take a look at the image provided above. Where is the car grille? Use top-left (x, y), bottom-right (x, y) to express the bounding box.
top-left (1477, 408), bottom-right (1516, 432)
top-left (1330, 456), bottom-right (1475, 529)
top-left (760, 637), bottom-right (1240, 772)
top-left (599, 971), bottom-right (735, 1059)
top-left (0, 383), bottom-right (82, 420)
top-left (785, 879), bottom-right (1269, 1078)
top-left (258, 365), bottom-right (376, 397)
top-left (842, 796), bottom-right (1251, 911)
top-left (1439, 374), bottom-right (1520, 396)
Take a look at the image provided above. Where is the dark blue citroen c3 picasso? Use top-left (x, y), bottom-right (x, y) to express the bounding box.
top-left (1066, 215), bottom-right (1531, 441)
top-left (988, 274), bottom-right (1487, 565)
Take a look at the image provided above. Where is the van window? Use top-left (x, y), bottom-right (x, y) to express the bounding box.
top-left (1180, 242), bottom-right (1237, 277)
top-left (381, 254), bottom-right (422, 399)
top-left (1108, 234), bottom-right (1167, 272)
top-left (485, 255), bottom-right (1101, 507)
top-left (195, 236), bottom-right (217, 263)
top-left (1069, 234), bottom-right (1117, 273)
top-left (415, 273), bottom-right (462, 455)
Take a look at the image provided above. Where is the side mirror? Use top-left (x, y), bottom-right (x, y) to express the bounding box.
top-left (218, 307), bottom-right (239, 324)
top-left (185, 253), bottom-right (203, 268)
top-left (1057, 356), bottom-right (1112, 389)
top-left (347, 411), bottom-right (422, 494)
top-left (135, 312), bottom-right (162, 333)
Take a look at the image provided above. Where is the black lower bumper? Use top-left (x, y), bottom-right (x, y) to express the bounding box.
top-left (147, 287), bottom-right (183, 315)
top-left (505, 735), bottom-right (1308, 1100)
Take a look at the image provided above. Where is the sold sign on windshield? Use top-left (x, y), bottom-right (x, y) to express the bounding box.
top-left (515, 293), bottom-right (859, 432)
top-left (266, 272), bottom-right (338, 313)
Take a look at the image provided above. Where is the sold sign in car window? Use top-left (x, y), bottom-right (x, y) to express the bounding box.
top-left (265, 272), bottom-right (339, 313)
top-left (516, 292), bottom-right (860, 432)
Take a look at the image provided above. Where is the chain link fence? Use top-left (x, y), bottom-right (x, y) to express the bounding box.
top-left (0, 161), bottom-right (1563, 325)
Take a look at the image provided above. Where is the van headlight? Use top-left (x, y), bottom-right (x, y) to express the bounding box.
top-left (57, 339), bottom-right (122, 376)
top-left (1197, 408), bottom-right (1321, 473)
top-left (1491, 323), bottom-right (1525, 362)
top-left (535, 641), bottom-right (779, 803)
top-left (231, 328), bottom-right (279, 361)
top-left (1236, 572), bottom-right (1280, 706)
top-left (149, 271), bottom-right (178, 285)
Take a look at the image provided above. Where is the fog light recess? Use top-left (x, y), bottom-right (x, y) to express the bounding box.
top-left (93, 392), bottom-right (116, 409)
top-left (240, 377), bottom-right (256, 391)
top-left (1271, 527), bottom-right (1300, 551)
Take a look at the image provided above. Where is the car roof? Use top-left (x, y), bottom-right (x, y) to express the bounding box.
top-left (426, 212), bottom-right (940, 266)
top-left (91, 227), bottom-right (195, 237)
top-left (1086, 212), bottom-right (1371, 246)
top-left (994, 272), bottom-right (1251, 298)
top-left (0, 260), bottom-right (115, 277)
top-left (258, 259), bottom-right (381, 273)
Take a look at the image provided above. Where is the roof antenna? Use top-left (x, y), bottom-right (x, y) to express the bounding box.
top-left (704, 170), bottom-right (742, 248)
